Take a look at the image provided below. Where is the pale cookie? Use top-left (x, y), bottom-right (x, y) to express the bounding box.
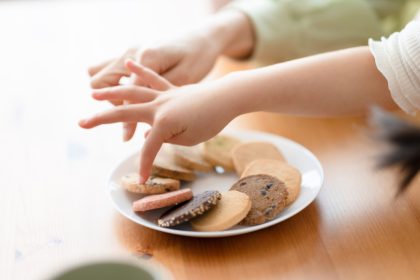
top-left (232, 141), bottom-right (285, 176)
top-left (203, 135), bottom-right (241, 171)
top-left (158, 191), bottom-right (221, 228)
top-left (152, 145), bottom-right (196, 181)
top-left (190, 190), bottom-right (251, 231)
top-left (133, 188), bottom-right (193, 212)
top-left (230, 174), bottom-right (288, 225)
top-left (172, 144), bottom-right (213, 172)
top-left (242, 159), bottom-right (301, 205)
top-left (121, 173), bottom-right (180, 194)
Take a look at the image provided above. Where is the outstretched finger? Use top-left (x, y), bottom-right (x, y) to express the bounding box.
top-left (92, 85), bottom-right (158, 103)
top-left (138, 127), bottom-right (164, 183)
top-left (88, 58), bottom-right (114, 77)
top-left (90, 58), bottom-right (130, 89)
top-left (125, 59), bottom-right (173, 91)
top-left (79, 104), bottom-right (153, 129)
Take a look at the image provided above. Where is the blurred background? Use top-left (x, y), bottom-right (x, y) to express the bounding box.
top-left (0, 1), bottom-right (218, 279)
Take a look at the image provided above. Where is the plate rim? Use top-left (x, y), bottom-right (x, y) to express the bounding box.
top-left (107, 129), bottom-right (324, 238)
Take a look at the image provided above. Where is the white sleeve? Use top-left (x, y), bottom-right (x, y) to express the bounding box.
top-left (369, 20), bottom-right (420, 115)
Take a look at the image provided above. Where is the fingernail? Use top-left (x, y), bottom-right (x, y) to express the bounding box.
top-left (79, 119), bottom-right (87, 126)
top-left (138, 175), bottom-right (146, 184)
top-left (123, 127), bottom-right (130, 142)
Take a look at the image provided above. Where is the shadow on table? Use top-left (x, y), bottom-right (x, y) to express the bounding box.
top-left (114, 201), bottom-right (325, 277)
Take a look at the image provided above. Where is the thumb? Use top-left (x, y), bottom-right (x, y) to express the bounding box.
top-left (138, 127), bottom-right (164, 183)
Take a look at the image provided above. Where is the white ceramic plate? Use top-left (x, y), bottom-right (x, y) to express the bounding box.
top-left (108, 130), bottom-right (324, 238)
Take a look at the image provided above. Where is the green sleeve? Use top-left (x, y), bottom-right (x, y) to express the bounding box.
top-left (227, 0), bottom-right (385, 65)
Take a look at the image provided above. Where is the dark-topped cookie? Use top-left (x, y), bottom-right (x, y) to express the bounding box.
top-left (230, 174), bottom-right (288, 225)
top-left (158, 191), bottom-right (221, 228)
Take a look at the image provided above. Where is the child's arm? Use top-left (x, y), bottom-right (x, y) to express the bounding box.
top-left (80, 47), bottom-right (395, 182)
top-left (225, 46), bottom-right (395, 116)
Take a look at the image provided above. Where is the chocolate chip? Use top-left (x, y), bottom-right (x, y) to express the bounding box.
top-left (260, 189), bottom-right (267, 196)
top-left (240, 182), bottom-right (247, 186)
top-left (265, 183), bottom-right (273, 190)
top-left (264, 207), bottom-right (273, 216)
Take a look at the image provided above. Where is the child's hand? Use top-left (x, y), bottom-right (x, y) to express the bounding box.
top-left (79, 78), bottom-right (237, 183)
top-left (122, 59), bottom-right (175, 141)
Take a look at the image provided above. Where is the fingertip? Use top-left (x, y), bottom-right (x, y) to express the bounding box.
top-left (87, 67), bottom-right (95, 77)
top-left (138, 161), bottom-right (151, 184)
top-left (126, 59), bottom-right (144, 72)
top-left (123, 127), bottom-right (132, 142)
top-left (124, 58), bottom-right (132, 67)
top-left (125, 58), bottom-right (138, 70)
top-left (138, 174), bottom-right (147, 184)
top-left (78, 119), bottom-right (89, 128)
top-left (91, 92), bottom-right (101, 100)
top-left (138, 159), bottom-right (150, 184)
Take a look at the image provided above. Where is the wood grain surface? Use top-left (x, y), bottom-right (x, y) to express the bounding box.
top-left (1, 1), bottom-right (420, 279)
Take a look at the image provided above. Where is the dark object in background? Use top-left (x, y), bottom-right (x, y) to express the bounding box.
top-left (370, 107), bottom-right (420, 194)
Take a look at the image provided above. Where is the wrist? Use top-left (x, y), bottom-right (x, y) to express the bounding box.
top-left (203, 10), bottom-right (255, 59)
top-left (211, 71), bottom-right (258, 118)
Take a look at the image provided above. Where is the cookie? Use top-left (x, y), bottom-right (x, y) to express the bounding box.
top-left (242, 159), bottom-right (301, 205)
top-left (190, 190), bottom-right (251, 231)
top-left (203, 135), bottom-right (241, 171)
top-left (133, 188), bottom-right (193, 212)
top-left (230, 174), bottom-right (288, 225)
top-left (152, 145), bottom-right (196, 181)
top-left (172, 144), bottom-right (213, 172)
top-left (158, 191), bottom-right (221, 228)
top-left (232, 141), bottom-right (285, 176)
top-left (121, 173), bottom-right (180, 194)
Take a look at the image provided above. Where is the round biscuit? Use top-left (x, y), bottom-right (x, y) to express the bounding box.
top-left (230, 174), bottom-right (288, 225)
top-left (203, 135), bottom-right (241, 171)
top-left (172, 144), bottom-right (213, 172)
top-left (242, 159), bottom-right (301, 205)
top-left (121, 173), bottom-right (180, 194)
top-left (190, 190), bottom-right (251, 231)
top-left (232, 141), bottom-right (285, 176)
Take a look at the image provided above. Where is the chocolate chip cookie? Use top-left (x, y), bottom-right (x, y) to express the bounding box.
top-left (242, 159), bottom-right (301, 206)
top-left (230, 174), bottom-right (288, 225)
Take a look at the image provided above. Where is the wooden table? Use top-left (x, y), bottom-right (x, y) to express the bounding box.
top-left (2, 1), bottom-right (420, 279)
